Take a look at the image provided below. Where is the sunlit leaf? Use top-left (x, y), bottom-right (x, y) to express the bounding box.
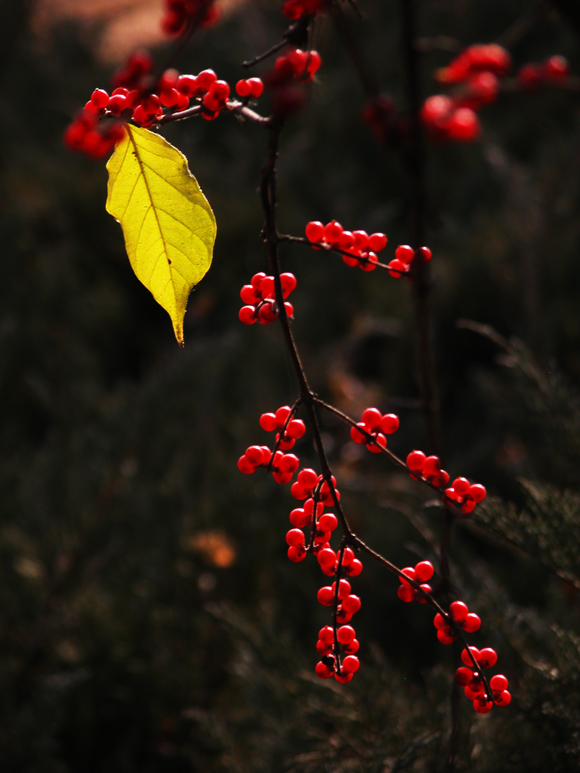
top-left (106, 124), bottom-right (216, 345)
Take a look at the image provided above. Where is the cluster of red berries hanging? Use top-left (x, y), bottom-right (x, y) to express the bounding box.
top-left (161, 0), bottom-right (219, 37)
top-left (64, 50), bottom-right (260, 158)
top-left (305, 220), bottom-right (387, 271)
top-left (350, 407), bottom-right (399, 452)
top-left (406, 450), bottom-right (486, 513)
top-left (422, 43), bottom-right (573, 143)
top-left (238, 272), bottom-right (296, 325)
top-left (517, 55), bottom-right (570, 89)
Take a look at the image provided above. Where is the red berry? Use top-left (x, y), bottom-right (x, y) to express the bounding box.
top-left (352, 230), bottom-right (369, 251)
top-left (397, 584), bottom-right (415, 602)
top-left (337, 625), bottom-right (356, 644)
top-left (490, 674), bottom-right (508, 693)
top-left (247, 77), bottom-right (264, 98)
top-left (239, 305), bottom-right (256, 324)
top-left (395, 245), bottom-right (415, 264)
top-left (387, 258), bottom-right (407, 278)
top-left (416, 246), bottom-right (432, 263)
top-left (494, 690), bottom-right (511, 707)
top-left (305, 220), bottom-right (324, 242)
top-left (278, 454), bottom-right (299, 473)
top-left (437, 629), bottom-right (456, 645)
top-left (318, 513), bottom-right (337, 532)
top-left (196, 69), bottom-right (218, 91)
top-left (341, 595), bottom-right (361, 614)
top-left (317, 548), bottom-right (336, 568)
top-left (346, 559), bottom-right (363, 577)
top-left (380, 413), bottom-right (399, 434)
top-left (90, 88), bottom-right (109, 108)
top-left (323, 220), bottom-right (343, 244)
top-left (368, 232), bottom-right (387, 252)
top-left (414, 560), bottom-right (434, 582)
top-left (334, 579), bottom-right (351, 599)
top-left (543, 55), bottom-right (569, 82)
top-left (478, 648), bottom-right (497, 669)
top-left (317, 586), bottom-right (334, 606)
top-left (319, 626), bottom-right (334, 645)
top-left (400, 567), bottom-right (416, 584)
top-left (286, 528), bottom-right (305, 546)
top-left (289, 507), bottom-right (310, 528)
top-left (287, 545), bottom-right (306, 562)
top-left (469, 483), bottom-right (486, 502)
top-left (473, 697), bottom-right (493, 714)
top-left (361, 407), bottom-right (382, 429)
top-left (463, 613), bottom-right (481, 633)
top-left (451, 477), bottom-right (470, 495)
top-left (446, 108), bottom-right (480, 142)
top-left (407, 450), bottom-right (426, 472)
top-left (343, 638), bottom-right (359, 654)
top-left (461, 646), bottom-right (481, 667)
top-left (235, 79), bottom-right (251, 98)
top-left (315, 661), bottom-right (334, 679)
top-left (455, 666), bottom-right (474, 686)
top-left (342, 655), bottom-right (360, 673)
top-left (338, 230), bottom-right (355, 250)
top-left (449, 600), bottom-right (469, 623)
top-left (423, 455), bottom-right (441, 476)
top-left (334, 671), bottom-right (353, 684)
top-left (280, 272), bottom-right (297, 297)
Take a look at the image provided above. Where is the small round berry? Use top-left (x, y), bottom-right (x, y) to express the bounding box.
top-left (473, 697), bottom-right (493, 714)
top-left (455, 666), bottom-right (474, 686)
top-left (490, 674), bottom-right (508, 693)
top-left (368, 232), bottom-right (387, 252)
top-left (338, 230), bottom-right (355, 250)
top-left (447, 108), bottom-right (480, 142)
top-left (259, 412), bottom-right (278, 432)
top-left (414, 560), bottom-right (434, 582)
top-left (433, 613), bottom-right (446, 630)
top-left (469, 483), bottom-right (486, 503)
top-left (341, 594), bottom-right (361, 614)
top-left (315, 660), bottom-right (334, 679)
top-left (237, 455), bottom-right (255, 474)
top-left (423, 455), bottom-right (441, 476)
top-left (305, 220), bottom-right (325, 242)
top-left (400, 567), bottom-right (416, 584)
top-left (196, 69), bottom-right (218, 91)
top-left (449, 600), bottom-right (469, 623)
top-left (395, 245), bottom-right (415, 264)
top-left (318, 513), bottom-right (338, 532)
top-left (342, 655), bottom-right (360, 673)
top-left (319, 626), bottom-right (334, 645)
top-left (416, 246), bottom-right (432, 263)
top-left (235, 79), bottom-right (251, 98)
top-left (286, 528), bottom-right (305, 546)
top-left (287, 545), bottom-right (306, 562)
top-left (451, 477), bottom-right (470, 495)
top-left (280, 272), bottom-right (297, 297)
top-left (279, 454), bottom-right (299, 474)
top-left (91, 88), bottom-right (109, 108)
top-left (352, 230), bottom-right (369, 251)
top-left (478, 648), bottom-right (498, 669)
top-left (366, 432), bottom-right (387, 452)
top-left (463, 613), bottom-right (481, 633)
top-left (387, 258), bottom-right (406, 278)
top-left (346, 559), bottom-right (363, 577)
top-left (494, 690), bottom-right (511, 707)
top-left (238, 305), bottom-right (257, 324)
top-left (417, 583), bottom-right (432, 602)
top-left (543, 55), bottom-right (569, 82)
top-left (323, 220), bottom-right (343, 244)
top-left (317, 586), bottom-right (334, 606)
top-left (350, 423), bottom-right (368, 444)
top-left (335, 579), bottom-right (351, 599)
top-left (465, 680), bottom-right (485, 700)
top-left (361, 407), bottom-right (382, 429)
top-left (437, 629), bottom-right (456, 645)
top-left (289, 507), bottom-right (309, 528)
top-left (397, 584), bottom-right (415, 602)
top-left (317, 548), bottom-right (336, 568)
top-left (461, 646), bottom-right (481, 667)
top-left (407, 450), bottom-right (426, 472)
top-left (297, 468), bottom-right (318, 490)
top-left (343, 638), bottom-right (359, 654)
top-left (337, 625), bottom-right (356, 644)
top-left (247, 77), bottom-right (264, 98)
top-left (380, 413), bottom-right (399, 435)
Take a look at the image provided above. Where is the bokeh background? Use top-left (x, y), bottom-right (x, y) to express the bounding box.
top-left (1, 1), bottom-right (580, 770)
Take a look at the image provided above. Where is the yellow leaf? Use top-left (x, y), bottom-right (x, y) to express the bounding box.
top-left (106, 124), bottom-right (216, 345)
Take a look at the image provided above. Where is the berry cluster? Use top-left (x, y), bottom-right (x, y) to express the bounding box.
top-left (433, 600), bottom-right (481, 643)
top-left (161, 0), bottom-right (218, 37)
top-left (237, 445), bottom-right (299, 484)
top-left (406, 450), bottom-right (486, 513)
top-left (518, 55), bottom-right (570, 89)
top-left (238, 272), bottom-right (296, 325)
top-left (455, 647), bottom-right (511, 713)
top-left (64, 59), bottom-right (256, 157)
top-left (422, 43), bottom-right (510, 142)
top-left (387, 244), bottom-right (432, 277)
top-left (305, 220), bottom-right (387, 271)
top-left (235, 78), bottom-right (265, 99)
top-left (282, 0), bottom-right (330, 21)
top-left (264, 48), bottom-right (322, 117)
top-left (259, 405), bottom-right (306, 450)
top-left (350, 407), bottom-right (399, 452)
top-left (396, 560), bottom-right (434, 602)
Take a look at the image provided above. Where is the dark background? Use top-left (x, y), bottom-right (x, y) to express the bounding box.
top-left (1, 1), bottom-right (580, 770)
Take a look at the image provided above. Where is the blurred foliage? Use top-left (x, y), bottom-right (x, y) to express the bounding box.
top-left (1, 0), bottom-right (580, 770)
